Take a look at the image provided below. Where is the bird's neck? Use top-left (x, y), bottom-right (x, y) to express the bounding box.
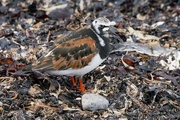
top-left (91, 25), bottom-right (110, 59)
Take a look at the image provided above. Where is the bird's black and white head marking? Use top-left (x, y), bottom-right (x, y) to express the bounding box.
top-left (92, 17), bottom-right (116, 35)
top-left (91, 17), bottom-right (116, 46)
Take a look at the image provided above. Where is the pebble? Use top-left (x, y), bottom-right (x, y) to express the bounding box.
top-left (82, 93), bottom-right (109, 111)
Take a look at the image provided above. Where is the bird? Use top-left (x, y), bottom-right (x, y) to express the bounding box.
top-left (33, 17), bottom-right (116, 93)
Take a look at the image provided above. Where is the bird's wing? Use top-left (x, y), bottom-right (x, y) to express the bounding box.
top-left (33, 27), bottom-right (99, 71)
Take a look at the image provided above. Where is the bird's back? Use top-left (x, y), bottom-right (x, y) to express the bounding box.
top-left (33, 26), bottom-right (100, 72)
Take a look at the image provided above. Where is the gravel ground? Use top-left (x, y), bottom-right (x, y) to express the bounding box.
top-left (0, 0), bottom-right (179, 119)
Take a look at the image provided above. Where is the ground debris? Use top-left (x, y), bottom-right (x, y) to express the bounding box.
top-left (0, 0), bottom-right (179, 119)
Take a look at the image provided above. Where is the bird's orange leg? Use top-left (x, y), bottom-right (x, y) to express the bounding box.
top-left (70, 76), bottom-right (76, 86)
top-left (71, 76), bottom-right (93, 93)
top-left (77, 78), bottom-right (94, 93)
top-left (77, 77), bottom-right (86, 93)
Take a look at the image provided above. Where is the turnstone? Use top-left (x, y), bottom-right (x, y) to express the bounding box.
top-left (33, 17), bottom-right (116, 92)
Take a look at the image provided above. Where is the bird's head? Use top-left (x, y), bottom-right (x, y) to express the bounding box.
top-left (92, 17), bottom-right (116, 36)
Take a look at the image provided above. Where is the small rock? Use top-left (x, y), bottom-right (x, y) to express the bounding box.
top-left (82, 93), bottom-right (109, 111)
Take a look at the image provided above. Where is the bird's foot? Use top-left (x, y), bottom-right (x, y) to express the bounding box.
top-left (77, 78), bottom-right (94, 93)
top-left (71, 76), bottom-right (94, 93)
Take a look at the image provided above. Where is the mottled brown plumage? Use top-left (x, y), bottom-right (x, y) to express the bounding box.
top-left (34, 27), bottom-right (98, 71)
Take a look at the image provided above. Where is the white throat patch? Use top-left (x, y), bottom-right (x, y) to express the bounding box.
top-left (91, 28), bottom-right (105, 46)
top-left (94, 24), bottom-right (100, 34)
top-left (96, 34), bottom-right (105, 46)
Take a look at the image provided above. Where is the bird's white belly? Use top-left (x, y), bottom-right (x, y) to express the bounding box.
top-left (48, 54), bottom-right (106, 76)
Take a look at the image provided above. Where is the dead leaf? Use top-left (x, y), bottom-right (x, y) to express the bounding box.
top-left (25, 99), bottom-right (59, 111)
top-left (28, 84), bottom-right (42, 97)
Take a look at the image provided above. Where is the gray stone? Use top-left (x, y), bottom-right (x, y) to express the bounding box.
top-left (82, 93), bottom-right (109, 111)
